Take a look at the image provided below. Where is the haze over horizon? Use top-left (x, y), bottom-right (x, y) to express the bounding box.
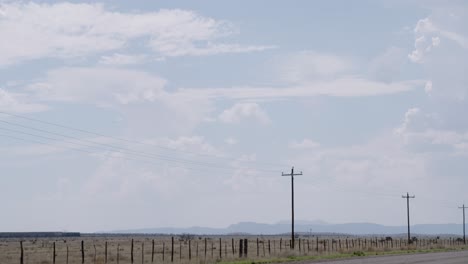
top-left (0, 0), bottom-right (467, 233)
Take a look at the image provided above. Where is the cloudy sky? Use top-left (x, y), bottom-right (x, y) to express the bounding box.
top-left (1, 0), bottom-right (467, 232)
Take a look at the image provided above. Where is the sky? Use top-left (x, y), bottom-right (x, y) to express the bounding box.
top-left (0, 0), bottom-right (467, 233)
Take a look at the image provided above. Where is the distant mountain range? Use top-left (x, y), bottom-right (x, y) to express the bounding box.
top-left (109, 220), bottom-right (464, 236)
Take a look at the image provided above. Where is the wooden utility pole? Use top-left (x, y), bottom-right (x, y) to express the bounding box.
top-left (459, 204), bottom-right (467, 244)
top-left (402, 192), bottom-right (415, 244)
top-left (282, 166), bottom-right (303, 249)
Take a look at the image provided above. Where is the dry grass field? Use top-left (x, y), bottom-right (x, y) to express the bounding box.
top-left (0, 235), bottom-right (465, 264)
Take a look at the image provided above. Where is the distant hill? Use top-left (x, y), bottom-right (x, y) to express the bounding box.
top-left (108, 221), bottom-right (463, 236)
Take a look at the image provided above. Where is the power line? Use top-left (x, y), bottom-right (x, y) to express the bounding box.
top-left (0, 123), bottom-right (255, 172)
top-left (0, 120), bottom-right (280, 173)
top-left (0, 111), bottom-right (285, 169)
top-left (0, 133), bottom-right (249, 175)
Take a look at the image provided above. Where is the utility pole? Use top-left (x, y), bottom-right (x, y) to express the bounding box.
top-left (282, 166), bottom-right (302, 249)
top-left (402, 192), bottom-right (415, 244)
top-left (459, 204), bottom-right (467, 245)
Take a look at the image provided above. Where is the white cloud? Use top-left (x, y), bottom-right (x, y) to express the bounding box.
top-left (180, 78), bottom-right (423, 100)
top-left (424, 80), bottom-right (433, 94)
top-left (368, 47), bottom-right (407, 82)
top-left (277, 51), bottom-right (353, 83)
top-left (225, 137), bottom-right (238, 145)
top-left (409, 17), bottom-right (468, 63)
top-left (98, 53), bottom-right (147, 66)
top-left (0, 2), bottom-right (272, 66)
top-left (0, 88), bottom-right (48, 113)
top-left (289, 139), bottom-right (320, 150)
top-left (27, 67), bottom-right (167, 105)
top-left (219, 102), bottom-right (271, 124)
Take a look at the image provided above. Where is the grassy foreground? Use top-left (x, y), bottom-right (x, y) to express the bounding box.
top-left (218, 247), bottom-right (468, 264)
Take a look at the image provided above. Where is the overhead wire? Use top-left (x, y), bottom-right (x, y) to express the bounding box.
top-left (0, 111), bottom-right (286, 169)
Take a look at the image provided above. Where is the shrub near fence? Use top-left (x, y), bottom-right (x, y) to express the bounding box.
top-left (1, 235), bottom-right (466, 264)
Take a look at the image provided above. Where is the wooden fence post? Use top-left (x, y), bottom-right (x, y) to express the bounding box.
top-left (67, 245), bottom-right (69, 264)
top-left (189, 240), bottom-right (191, 260)
top-left (232, 238), bottom-right (235, 255)
top-left (211, 241), bottom-right (214, 258)
top-left (53, 241), bottom-right (56, 264)
top-left (280, 238), bottom-right (282, 251)
top-left (81, 240), bottom-right (85, 264)
top-left (219, 238), bottom-right (222, 259)
top-left (142, 242), bottom-right (145, 264)
top-left (268, 240), bottom-right (271, 255)
top-left (244, 239), bottom-right (248, 257)
top-left (262, 240), bottom-right (265, 256)
top-left (131, 239), bottom-right (134, 263)
top-left (20, 241), bottom-right (24, 264)
top-left (179, 241), bottom-right (181, 260)
top-left (256, 238), bottom-right (259, 256)
top-left (239, 239), bottom-right (243, 258)
top-left (117, 244), bottom-right (120, 264)
top-left (94, 244), bottom-right (97, 264)
top-left (171, 237), bottom-right (174, 262)
top-left (163, 242), bottom-right (165, 262)
top-left (105, 241), bottom-right (108, 264)
top-left (151, 240), bottom-right (154, 262)
top-left (204, 238), bottom-right (207, 258)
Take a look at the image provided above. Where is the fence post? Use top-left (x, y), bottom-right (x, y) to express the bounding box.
top-left (257, 238), bottom-right (259, 257)
top-left (232, 238), bottom-right (235, 255)
top-left (211, 241), bottom-right (214, 258)
top-left (262, 240), bottom-right (265, 256)
top-left (244, 239), bottom-right (248, 257)
top-left (171, 237), bottom-right (174, 262)
top-left (219, 238), bottom-right (222, 259)
top-left (280, 238), bottom-right (282, 251)
top-left (94, 244), bottom-right (97, 264)
top-left (67, 245), bottom-right (69, 264)
top-left (53, 241), bottom-right (56, 264)
top-left (204, 238), bottom-right (207, 258)
top-left (117, 244), bottom-right (120, 264)
top-left (163, 242), bottom-right (165, 262)
top-left (131, 239), bottom-right (134, 263)
top-left (151, 240), bottom-right (154, 262)
top-left (179, 241), bottom-right (181, 260)
top-left (239, 239), bottom-right (243, 258)
top-left (316, 237), bottom-right (319, 252)
top-left (268, 240), bottom-right (271, 255)
top-left (105, 241), bottom-right (108, 264)
top-left (189, 240), bottom-right (191, 260)
top-left (142, 242), bottom-right (144, 264)
top-left (81, 240), bottom-right (85, 264)
top-left (20, 241), bottom-right (24, 264)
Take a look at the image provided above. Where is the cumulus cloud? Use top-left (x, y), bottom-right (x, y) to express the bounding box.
top-left (219, 102), bottom-right (271, 124)
top-left (409, 17), bottom-right (468, 63)
top-left (0, 2), bottom-right (273, 66)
